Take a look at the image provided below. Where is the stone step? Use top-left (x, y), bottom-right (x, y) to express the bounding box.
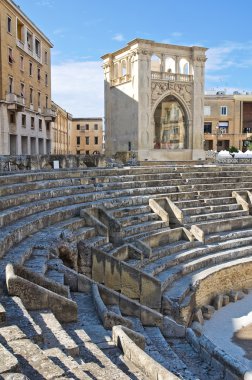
top-left (45, 269), bottom-right (65, 285)
top-left (182, 202), bottom-right (241, 216)
top-left (178, 181), bottom-right (252, 193)
top-left (123, 220), bottom-right (169, 238)
top-left (186, 209), bottom-right (249, 224)
top-left (111, 204), bottom-right (152, 218)
top-left (0, 325), bottom-right (65, 379)
top-left (0, 342), bottom-right (19, 374)
top-left (30, 309), bottom-right (79, 357)
top-left (174, 196), bottom-right (237, 208)
top-left (119, 212), bottom-right (160, 227)
top-left (124, 226), bottom-right (171, 243)
top-left (151, 240), bottom-right (200, 261)
top-left (0, 302), bottom-right (6, 325)
top-left (24, 249), bottom-right (49, 275)
top-left (161, 246), bottom-right (252, 305)
top-left (0, 296), bottom-right (42, 343)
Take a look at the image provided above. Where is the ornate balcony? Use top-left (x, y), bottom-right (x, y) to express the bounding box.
top-left (6, 93), bottom-right (25, 111)
top-left (151, 71), bottom-right (193, 82)
top-left (44, 108), bottom-right (57, 122)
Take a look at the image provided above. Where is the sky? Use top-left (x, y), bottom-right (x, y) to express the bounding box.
top-left (15, 0), bottom-right (252, 117)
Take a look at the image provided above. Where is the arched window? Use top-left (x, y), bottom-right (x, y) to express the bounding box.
top-left (154, 96), bottom-right (188, 150)
top-left (151, 54), bottom-right (161, 72)
top-left (121, 60), bottom-right (127, 76)
top-left (179, 58), bottom-right (190, 74)
top-left (165, 57), bottom-right (175, 73)
top-left (114, 63), bottom-right (119, 79)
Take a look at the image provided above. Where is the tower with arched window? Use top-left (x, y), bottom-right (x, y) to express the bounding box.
top-left (102, 39), bottom-right (207, 161)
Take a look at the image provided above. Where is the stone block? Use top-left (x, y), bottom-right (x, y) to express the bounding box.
top-left (91, 249), bottom-right (105, 283)
top-left (191, 321), bottom-right (203, 336)
top-left (0, 303), bottom-right (6, 324)
top-left (229, 291), bottom-right (239, 302)
top-left (121, 263), bottom-right (140, 299)
top-left (193, 308), bottom-right (204, 324)
top-left (223, 295), bottom-right (230, 306)
top-left (202, 305), bottom-right (215, 320)
top-left (213, 294), bottom-right (223, 310)
top-left (140, 273), bottom-right (161, 310)
top-left (104, 255), bottom-right (121, 291)
top-left (119, 294), bottom-right (141, 318)
top-left (237, 291), bottom-right (245, 300)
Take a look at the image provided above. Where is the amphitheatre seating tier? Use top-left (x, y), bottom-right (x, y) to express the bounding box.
top-left (1, 164), bottom-right (252, 378)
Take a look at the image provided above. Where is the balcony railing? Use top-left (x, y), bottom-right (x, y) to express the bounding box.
top-left (111, 74), bottom-right (131, 86)
top-left (6, 93), bottom-right (25, 111)
top-left (43, 108), bottom-right (57, 121)
top-left (151, 71), bottom-right (193, 82)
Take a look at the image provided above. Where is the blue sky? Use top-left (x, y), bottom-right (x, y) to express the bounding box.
top-left (16, 0), bottom-right (252, 117)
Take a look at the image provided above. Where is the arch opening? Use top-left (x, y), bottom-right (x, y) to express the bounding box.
top-left (154, 95), bottom-right (188, 150)
top-left (151, 54), bottom-right (161, 72)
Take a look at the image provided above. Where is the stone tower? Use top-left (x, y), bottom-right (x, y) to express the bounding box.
top-left (102, 39), bottom-right (207, 161)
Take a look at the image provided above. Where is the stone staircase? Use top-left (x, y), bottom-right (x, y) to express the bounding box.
top-left (2, 165), bottom-right (252, 378)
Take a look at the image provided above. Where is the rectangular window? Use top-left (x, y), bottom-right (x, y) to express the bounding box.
top-left (20, 55), bottom-right (24, 71)
top-left (45, 51), bottom-right (48, 64)
top-left (77, 136), bottom-right (80, 145)
top-left (38, 92), bottom-right (41, 107)
top-left (37, 67), bottom-right (41, 81)
top-left (17, 19), bottom-right (24, 42)
top-left (35, 38), bottom-right (41, 57)
top-left (85, 136), bottom-right (89, 145)
top-left (20, 83), bottom-right (24, 98)
top-left (218, 121), bottom-right (229, 134)
top-left (8, 47), bottom-right (13, 64)
top-left (204, 106), bottom-right (211, 116)
top-left (220, 106), bottom-right (228, 116)
top-left (7, 16), bottom-right (12, 33)
top-left (85, 124), bottom-right (89, 130)
top-left (76, 150), bottom-right (80, 155)
top-left (29, 88), bottom-right (33, 104)
top-left (204, 122), bottom-right (212, 134)
top-left (45, 96), bottom-right (48, 109)
top-left (77, 124), bottom-right (80, 130)
top-left (27, 30), bottom-right (33, 50)
top-left (9, 112), bottom-right (15, 124)
top-left (45, 73), bottom-right (48, 86)
top-left (94, 124), bottom-right (98, 130)
top-left (29, 61), bottom-right (33, 76)
top-left (31, 116), bottom-right (35, 129)
top-left (22, 114), bottom-right (26, 127)
top-left (39, 119), bottom-right (42, 131)
top-left (86, 150), bottom-right (89, 155)
top-left (94, 136), bottom-right (98, 145)
top-left (8, 77), bottom-right (13, 93)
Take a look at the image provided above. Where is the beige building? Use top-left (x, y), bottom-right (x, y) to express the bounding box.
top-left (0, 0), bottom-right (55, 155)
top-left (204, 93), bottom-right (252, 151)
top-left (102, 38), bottom-right (207, 161)
top-left (51, 101), bottom-right (72, 154)
top-left (71, 118), bottom-right (103, 155)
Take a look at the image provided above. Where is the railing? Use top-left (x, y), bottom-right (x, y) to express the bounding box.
top-left (151, 71), bottom-right (193, 82)
top-left (111, 74), bottom-right (131, 86)
top-left (44, 108), bottom-right (57, 118)
top-left (16, 39), bottom-right (42, 64)
top-left (6, 93), bottom-right (25, 105)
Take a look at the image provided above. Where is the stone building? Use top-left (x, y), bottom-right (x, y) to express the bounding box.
top-left (71, 118), bottom-right (103, 155)
top-left (51, 101), bottom-right (72, 154)
top-left (204, 92), bottom-right (252, 151)
top-left (0, 0), bottom-right (55, 155)
top-left (102, 38), bottom-right (207, 161)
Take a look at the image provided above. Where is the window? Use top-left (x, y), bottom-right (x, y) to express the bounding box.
top-left (204, 106), bottom-right (211, 116)
top-left (17, 19), bottom-right (24, 42)
top-left (7, 16), bottom-right (12, 33)
top-left (37, 67), bottom-right (41, 81)
top-left (31, 117), bottom-right (35, 129)
top-left (86, 150), bottom-right (89, 155)
top-left (38, 92), bottom-right (41, 108)
top-left (22, 114), bottom-right (26, 127)
top-left (27, 30), bottom-right (33, 50)
top-left (85, 124), bottom-right (89, 130)
top-left (20, 83), bottom-right (24, 98)
top-left (45, 96), bottom-right (48, 109)
top-left (45, 51), bottom-right (48, 64)
top-left (39, 119), bottom-right (42, 131)
top-left (218, 121), bottom-right (229, 134)
top-left (77, 124), bottom-right (80, 130)
top-left (8, 77), bottom-right (13, 93)
top-left (9, 112), bottom-right (15, 124)
top-left (77, 136), bottom-right (80, 145)
top-left (35, 38), bottom-right (41, 57)
top-left (8, 47), bottom-right (14, 64)
top-left (29, 88), bottom-right (33, 104)
top-left (220, 106), bottom-right (228, 116)
top-left (85, 136), bottom-right (89, 145)
top-left (20, 55), bottom-right (24, 71)
top-left (29, 61), bottom-right (33, 76)
top-left (76, 150), bottom-right (80, 155)
top-left (46, 122), bottom-right (50, 131)
top-left (45, 73), bottom-right (48, 86)
top-left (94, 124), bottom-right (98, 130)
top-left (94, 136), bottom-right (98, 145)
top-left (204, 122), bottom-right (212, 134)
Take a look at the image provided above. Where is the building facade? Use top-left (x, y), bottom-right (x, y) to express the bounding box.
top-left (51, 101), bottom-right (72, 154)
top-left (0, 0), bottom-right (55, 155)
top-left (204, 93), bottom-right (252, 151)
top-left (102, 38), bottom-right (207, 161)
top-left (71, 118), bottom-right (103, 155)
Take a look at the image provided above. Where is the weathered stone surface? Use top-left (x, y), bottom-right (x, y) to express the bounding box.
top-left (193, 308), bottom-right (204, 324)
top-left (202, 305), bottom-right (215, 320)
top-left (223, 295), bottom-right (230, 306)
top-left (213, 294), bottom-right (223, 310)
top-left (191, 321), bottom-right (203, 336)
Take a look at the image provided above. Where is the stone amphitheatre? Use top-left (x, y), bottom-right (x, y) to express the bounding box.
top-left (1, 161), bottom-right (252, 380)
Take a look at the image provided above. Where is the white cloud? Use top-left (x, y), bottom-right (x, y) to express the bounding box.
top-left (171, 32), bottom-right (182, 37)
top-left (113, 34), bottom-right (125, 42)
top-left (51, 61), bottom-right (104, 117)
